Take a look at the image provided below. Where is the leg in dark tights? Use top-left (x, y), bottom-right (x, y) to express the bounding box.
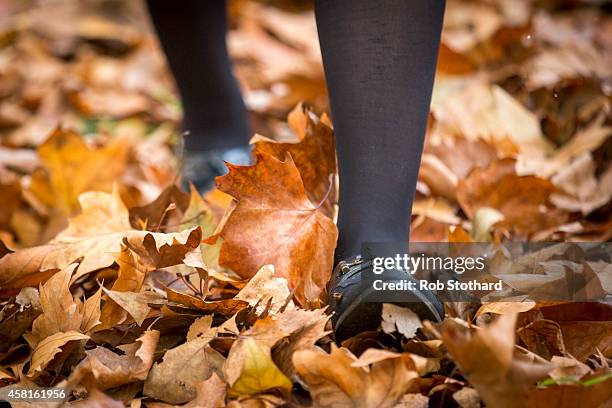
top-left (147, 0), bottom-right (250, 152)
top-left (315, 0), bottom-right (446, 261)
top-left (149, 0), bottom-right (444, 254)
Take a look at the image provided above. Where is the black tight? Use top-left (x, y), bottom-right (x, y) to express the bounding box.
top-left (315, 0), bottom-right (445, 260)
top-left (147, 0), bottom-right (446, 261)
top-left (147, 0), bottom-right (250, 151)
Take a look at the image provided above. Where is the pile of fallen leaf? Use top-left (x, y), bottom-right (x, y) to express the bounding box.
top-left (411, 0), bottom-right (612, 245)
top-left (0, 0), bottom-right (611, 407)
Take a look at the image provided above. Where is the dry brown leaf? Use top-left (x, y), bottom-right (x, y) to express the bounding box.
top-left (471, 207), bottom-right (504, 242)
top-left (293, 345), bottom-right (419, 408)
top-left (550, 154), bottom-right (612, 215)
top-left (453, 387), bottom-right (481, 408)
top-left (166, 287), bottom-right (248, 317)
top-left (272, 314), bottom-right (330, 380)
top-left (530, 117), bottom-right (612, 178)
top-left (183, 373), bottom-right (227, 408)
top-left (416, 155), bottom-right (458, 201)
top-left (129, 184), bottom-right (191, 230)
top-left (144, 335), bottom-right (225, 404)
top-left (214, 150), bottom-right (337, 306)
top-left (69, 329), bottom-right (159, 390)
top-left (548, 356), bottom-right (591, 382)
top-left (442, 0), bottom-right (502, 53)
top-left (411, 217), bottom-right (449, 242)
top-left (229, 7), bottom-right (322, 84)
top-left (380, 304), bottom-right (423, 339)
top-left (352, 348), bottom-right (439, 376)
top-left (457, 159), bottom-right (570, 237)
top-left (145, 373), bottom-right (227, 408)
top-left (69, 388), bottom-right (125, 408)
top-left (122, 229), bottom-right (205, 273)
top-left (431, 79), bottom-right (553, 159)
top-left (24, 265), bottom-right (100, 348)
top-left (522, 46), bottom-right (609, 90)
top-left (427, 136), bottom-right (498, 180)
top-left (98, 243), bottom-right (148, 329)
top-left (68, 88), bottom-right (150, 118)
top-left (0, 288), bottom-right (41, 353)
top-left (252, 103), bottom-right (337, 218)
top-left (27, 330), bottom-right (89, 376)
top-left (442, 314), bottom-right (553, 408)
top-left (476, 301), bottom-right (536, 316)
top-left (246, 3), bottom-right (321, 63)
top-left (101, 287), bottom-right (152, 326)
top-left (411, 198), bottom-right (461, 225)
top-left (448, 225), bottom-right (473, 243)
top-left (437, 42), bottom-right (476, 75)
top-left (225, 394), bottom-right (285, 408)
top-left (420, 135), bottom-right (497, 201)
top-left (186, 315), bottom-right (214, 342)
top-left (235, 264), bottom-right (293, 314)
top-left (526, 376), bottom-right (612, 408)
top-left (0, 367), bottom-right (15, 381)
top-left (79, 287), bottom-right (103, 334)
top-left (517, 319), bottom-right (566, 360)
top-left (0, 189), bottom-right (203, 291)
top-left (392, 393), bottom-right (429, 408)
top-left (588, 261), bottom-right (612, 295)
top-left (0, 179), bottom-right (23, 234)
top-left (558, 321), bottom-right (612, 362)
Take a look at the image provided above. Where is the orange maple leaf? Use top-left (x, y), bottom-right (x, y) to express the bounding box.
top-left (212, 150), bottom-right (337, 306)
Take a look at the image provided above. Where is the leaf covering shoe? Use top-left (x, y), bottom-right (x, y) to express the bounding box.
top-left (182, 146), bottom-right (252, 191)
top-left (328, 255), bottom-right (444, 341)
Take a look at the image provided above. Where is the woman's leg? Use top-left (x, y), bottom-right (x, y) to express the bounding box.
top-left (316, 0), bottom-right (446, 339)
top-left (147, 0), bottom-right (250, 152)
top-left (315, 0), bottom-right (446, 261)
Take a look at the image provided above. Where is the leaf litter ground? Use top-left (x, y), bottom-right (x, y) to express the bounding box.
top-left (0, 0), bottom-right (611, 407)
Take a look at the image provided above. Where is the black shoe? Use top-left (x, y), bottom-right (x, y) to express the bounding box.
top-left (328, 255), bottom-right (444, 342)
top-left (182, 146), bottom-right (252, 191)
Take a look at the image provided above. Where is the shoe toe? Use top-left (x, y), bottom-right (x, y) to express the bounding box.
top-left (329, 259), bottom-right (444, 342)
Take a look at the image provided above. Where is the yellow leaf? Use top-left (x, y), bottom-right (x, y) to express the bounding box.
top-left (181, 185), bottom-right (229, 278)
top-left (181, 184), bottom-right (217, 237)
top-left (30, 127), bottom-right (129, 215)
top-left (229, 338), bottom-right (292, 397)
top-left (224, 308), bottom-right (327, 386)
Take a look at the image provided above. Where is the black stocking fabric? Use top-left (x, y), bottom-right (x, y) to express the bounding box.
top-left (315, 0), bottom-right (446, 261)
top-left (147, 0), bottom-right (250, 152)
